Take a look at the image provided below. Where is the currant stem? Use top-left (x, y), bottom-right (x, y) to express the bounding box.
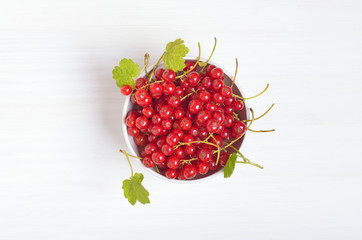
top-left (244, 103), bottom-right (275, 122)
top-left (143, 53), bottom-right (150, 78)
top-left (119, 150), bottom-right (143, 159)
top-left (233, 84), bottom-right (269, 100)
top-left (176, 42), bottom-right (201, 79)
top-left (180, 91), bottom-right (194, 101)
top-left (222, 141), bottom-right (243, 156)
top-left (231, 58), bottom-right (238, 88)
top-left (148, 52), bottom-right (165, 82)
top-left (120, 150), bottom-right (134, 177)
top-left (236, 161), bottom-right (264, 169)
top-left (155, 165), bottom-right (160, 173)
top-left (248, 128), bottom-right (275, 133)
top-left (210, 134), bottom-right (221, 165)
top-left (200, 37), bottom-right (217, 73)
top-left (180, 158), bottom-right (198, 163)
top-left (233, 112), bottom-right (240, 121)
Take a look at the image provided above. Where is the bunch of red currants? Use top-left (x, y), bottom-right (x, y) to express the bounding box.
top-left (123, 61), bottom-right (246, 180)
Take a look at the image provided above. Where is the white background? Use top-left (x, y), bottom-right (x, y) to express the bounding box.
top-left (1, 0), bottom-right (362, 239)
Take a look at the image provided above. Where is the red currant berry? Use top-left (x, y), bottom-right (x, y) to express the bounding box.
top-left (212, 79), bottom-right (223, 91)
top-left (183, 165), bottom-right (197, 179)
top-left (212, 112), bottom-right (225, 123)
top-left (142, 106), bottom-right (154, 118)
top-left (188, 126), bottom-right (199, 137)
top-left (174, 146), bottom-right (185, 159)
top-left (210, 67), bottom-right (224, 79)
top-left (166, 156), bottom-right (180, 169)
top-left (206, 119), bottom-right (220, 133)
top-left (201, 76), bottom-right (212, 89)
top-left (224, 114), bottom-right (234, 128)
top-left (148, 134), bottom-right (157, 142)
top-left (159, 105), bottom-right (173, 118)
top-left (144, 143), bottom-right (157, 155)
top-left (152, 114), bottom-right (162, 125)
top-left (125, 111), bottom-right (138, 128)
top-left (224, 96), bottom-right (235, 106)
top-left (209, 134), bottom-right (222, 147)
top-left (165, 168), bottom-right (178, 179)
top-left (161, 118), bottom-right (173, 130)
top-left (184, 60), bottom-right (196, 71)
top-left (156, 136), bottom-right (166, 148)
top-left (161, 144), bottom-right (174, 156)
top-left (162, 69), bottom-right (176, 82)
top-left (143, 156), bottom-right (155, 168)
top-left (127, 127), bottom-right (139, 137)
top-left (198, 128), bottom-right (208, 139)
top-left (197, 162), bottom-right (209, 175)
top-left (220, 86), bottom-right (232, 97)
top-left (205, 64), bottom-right (216, 77)
top-left (166, 133), bottom-right (180, 146)
top-left (233, 100), bottom-right (244, 111)
top-left (168, 95), bottom-right (181, 107)
top-left (155, 68), bottom-right (165, 80)
top-left (205, 102), bottom-right (217, 112)
top-left (197, 148), bottom-right (212, 162)
top-left (175, 86), bottom-right (184, 96)
top-left (185, 145), bottom-right (196, 156)
top-left (220, 128), bottom-right (230, 139)
top-left (162, 82), bottom-right (176, 95)
top-left (121, 85), bottom-right (132, 95)
top-left (187, 72), bottom-right (201, 86)
top-left (209, 159), bottom-right (218, 170)
top-left (231, 121), bottom-right (246, 137)
top-left (196, 110), bottom-right (211, 126)
top-left (151, 124), bottom-right (163, 136)
top-left (219, 152), bottom-right (230, 167)
top-left (224, 106), bottom-right (234, 115)
top-left (135, 89), bottom-right (148, 102)
top-left (149, 82), bottom-right (163, 98)
top-left (177, 168), bottom-right (186, 180)
top-left (135, 78), bottom-right (148, 89)
top-left (174, 107), bottom-right (185, 119)
top-left (180, 117), bottom-right (192, 130)
top-left (137, 95), bottom-right (152, 107)
top-left (198, 90), bottom-right (211, 102)
top-left (152, 150), bottom-right (166, 164)
top-left (135, 116), bottom-right (150, 129)
top-left (188, 99), bottom-right (202, 114)
top-left (134, 134), bottom-right (148, 146)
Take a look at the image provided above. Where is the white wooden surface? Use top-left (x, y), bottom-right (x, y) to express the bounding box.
top-left (1, 0), bottom-right (362, 239)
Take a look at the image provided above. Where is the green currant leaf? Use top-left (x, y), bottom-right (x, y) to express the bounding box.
top-left (163, 38), bottom-right (189, 72)
top-left (122, 173), bottom-right (150, 205)
top-left (224, 152), bottom-right (237, 178)
top-left (112, 58), bottom-right (140, 89)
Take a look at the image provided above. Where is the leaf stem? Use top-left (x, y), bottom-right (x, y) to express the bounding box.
top-left (120, 150), bottom-right (134, 177)
top-left (200, 37), bottom-right (217, 73)
top-left (233, 84), bottom-right (269, 100)
top-left (119, 150), bottom-right (143, 159)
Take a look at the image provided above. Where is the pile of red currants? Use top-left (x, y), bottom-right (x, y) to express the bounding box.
top-left (123, 61), bottom-right (247, 180)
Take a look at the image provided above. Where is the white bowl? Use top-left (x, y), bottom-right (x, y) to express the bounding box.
top-left (121, 57), bottom-right (249, 183)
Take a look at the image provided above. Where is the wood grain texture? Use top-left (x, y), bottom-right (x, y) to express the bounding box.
top-left (1, 0), bottom-right (362, 239)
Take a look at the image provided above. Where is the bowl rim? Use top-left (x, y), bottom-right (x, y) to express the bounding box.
top-left (122, 56), bottom-right (249, 183)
